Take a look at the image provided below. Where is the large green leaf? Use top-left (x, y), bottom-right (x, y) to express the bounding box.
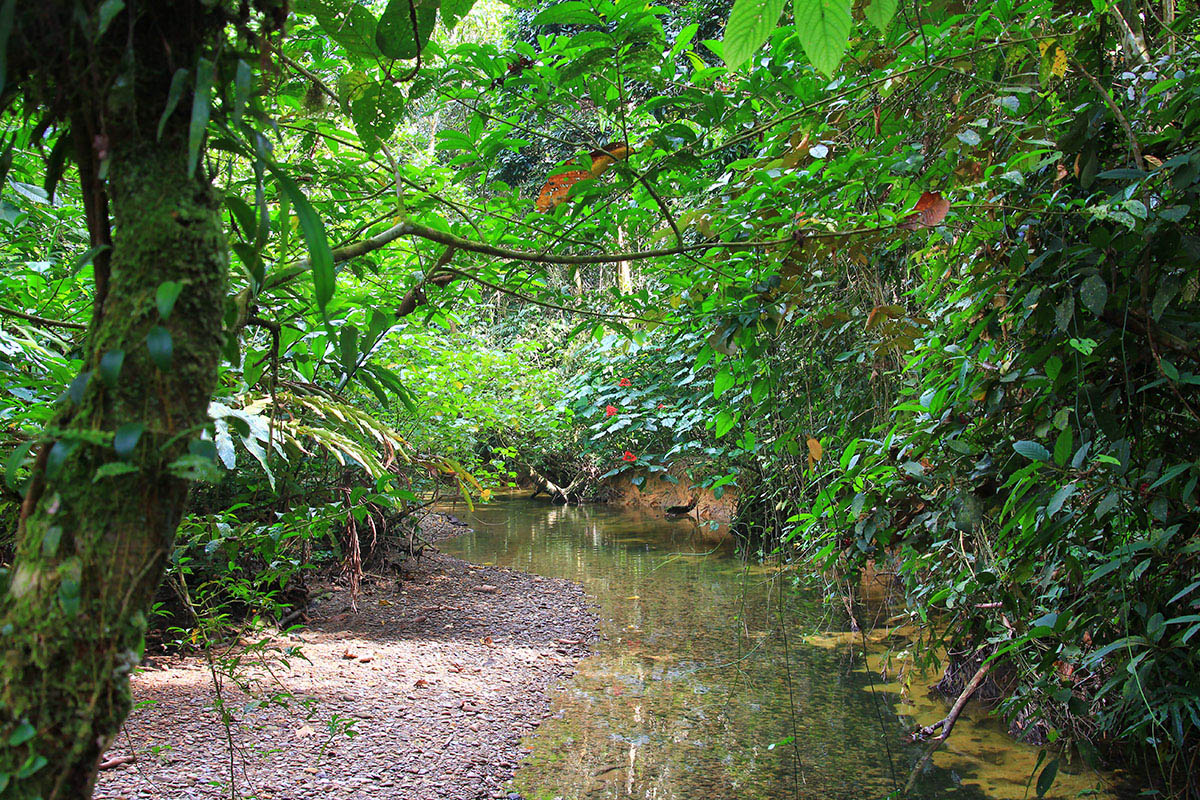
top-left (440, 0), bottom-right (475, 27)
top-left (346, 79), bottom-right (406, 154)
top-left (721, 0), bottom-right (788, 69)
top-left (1013, 440), bottom-right (1050, 462)
top-left (268, 167), bottom-right (335, 313)
top-left (294, 0), bottom-right (379, 58)
top-left (864, 0), bottom-right (897, 31)
top-left (186, 58), bottom-right (214, 177)
top-left (377, 0), bottom-right (438, 60)
top-left (793, 0), bottom-right (852, 77)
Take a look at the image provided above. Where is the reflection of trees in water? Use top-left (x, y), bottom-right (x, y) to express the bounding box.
top-left (440, 501), bottom-right (1022, 800)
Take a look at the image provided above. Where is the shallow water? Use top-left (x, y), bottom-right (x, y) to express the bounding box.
top-left (439, 497), bottom-right (1123, 800)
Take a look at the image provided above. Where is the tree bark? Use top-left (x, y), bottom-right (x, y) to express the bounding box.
top-left (0, 122), bottom-right (227, 800)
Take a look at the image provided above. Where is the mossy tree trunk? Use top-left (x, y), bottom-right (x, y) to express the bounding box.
top-left (0, 4), bottom-right (230, 797)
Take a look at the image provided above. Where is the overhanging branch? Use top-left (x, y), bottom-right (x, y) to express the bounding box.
top-left (0, 304), bottom-right (87, 331)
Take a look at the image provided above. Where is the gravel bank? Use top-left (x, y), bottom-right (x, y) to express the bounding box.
top-left (95, 513), bottom-right (597, 800)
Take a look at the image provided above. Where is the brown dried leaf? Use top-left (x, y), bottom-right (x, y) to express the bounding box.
top-left (898, 191), bottom-right (950, 230)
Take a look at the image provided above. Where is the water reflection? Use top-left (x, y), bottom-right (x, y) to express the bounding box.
top-left (439, 497), bottom-right (1120, 800)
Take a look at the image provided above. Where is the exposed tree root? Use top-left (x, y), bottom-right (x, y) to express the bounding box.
top-left (527, 465), bottom-right (588, 503)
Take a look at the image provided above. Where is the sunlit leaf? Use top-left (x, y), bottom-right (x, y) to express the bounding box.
top-left (721, 0), bottom-right (787, 70)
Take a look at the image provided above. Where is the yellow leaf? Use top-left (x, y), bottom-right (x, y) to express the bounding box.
top-left (1038, 39), bottom-right (1054, 57)
top-left (1051, 47), bottom-right (1068, 78)
top-left (807, 437), bottom-right (823, 462)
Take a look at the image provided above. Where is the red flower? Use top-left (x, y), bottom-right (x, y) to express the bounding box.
top-left (618, 378), bottom-right (632, 387)
top-left (656, 403), bottom-right (666, 409)
top-left (622, 451), bottom-right (637, 462)
top-left (605, 404), bottom-right (618, 417)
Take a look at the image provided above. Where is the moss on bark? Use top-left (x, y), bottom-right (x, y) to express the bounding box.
top-left (0, 126), bottom-right (227, 800)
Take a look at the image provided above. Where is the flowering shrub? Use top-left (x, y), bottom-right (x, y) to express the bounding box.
top-left (561, 332), bottom-right (744, 493)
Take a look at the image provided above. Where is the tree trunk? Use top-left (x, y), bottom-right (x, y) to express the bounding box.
top-left (0, 129), bottom-right (228, 796)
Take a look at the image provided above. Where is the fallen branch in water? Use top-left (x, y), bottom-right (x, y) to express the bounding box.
top-left (903, 655), bottom-right (993, 795)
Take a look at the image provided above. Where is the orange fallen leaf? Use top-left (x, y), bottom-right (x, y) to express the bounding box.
top-left (535, 170), bottom-right (589, 212)
top-left (536, 142), bottom-right (631, 212)
top-left (898, 191), bottom-right (950, 230)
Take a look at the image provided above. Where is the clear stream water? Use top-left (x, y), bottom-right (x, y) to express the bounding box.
top-left (439, 496), bottom-right (1123, 800)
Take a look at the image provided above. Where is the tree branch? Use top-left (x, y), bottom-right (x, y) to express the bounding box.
top-left (0, 304), bottom-right (87, 331)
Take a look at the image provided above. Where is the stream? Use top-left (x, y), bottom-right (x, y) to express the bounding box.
top-left (439, 496), bottom-right (1122, 800)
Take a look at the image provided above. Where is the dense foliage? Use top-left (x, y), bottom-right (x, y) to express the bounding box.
top-left (1, 0), bottom-right (1198, 796)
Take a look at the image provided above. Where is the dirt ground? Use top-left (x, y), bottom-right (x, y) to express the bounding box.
top-left (94, 515), bottom-right (597, 800)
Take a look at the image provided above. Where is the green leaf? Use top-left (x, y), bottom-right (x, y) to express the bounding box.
top-left (114, 422), bottom-right (144, 459)
top-left (441, 0), bottom-right (474, 27)
top-left (1036, 758), bottom-right (1059, 798)
top-left (45, 440), bottom-right (78, 479)
top-left (187, 58), bottom-right (214, 177)
top-left (377, 0), bottom-right (438, 60)
top-left (226, 195), bottom-right (257, 241)
top-left (793, 0), bottom-right (852, 77)
top-left (67, 370), bottom-right (91, 404)
top-left (1053, 428), bottom-right (1072, 466)
top-left (346, 79), bottom-right (406, 154)
top-left (158, 68), bottom-right (190, 141)
top-left (269, 169), bottom-right (335, 313)
top-left (530, 1), bottom-right (602, 25)
top-left (358, 370), bottom-right (390, 408)
top-left (92, 462), bottom-right (139, 482)
top-left (67, 244), bottom-right (110, 277)
top-left (339, 324), bottom-right (360, 374)
top-left (1046, 483), bottom-right (1075, 516)
top-left (57, 577), bottom-right (80, 618)
top-left (1150, 462), bottom-right (1192, 490)
top-left (369, 364), bottom-right (418, 414)
top-left (714, 409), bottom-right (736, 437)
top-left (146, 325), bottom-right (173, 370)
top-left (96, 0), bottom-right (124, 36)
top-left (864, 0), bottom-right (897, 31)
top-left (1014, 440), bottom-right (1050, 462)
top-left (99, 349), bottom-right (125, 388)
top-left (155, 281), bottom-right (183, 319)
top-left (1079, 274), bottom-right (1108, 317)
top-left (4, 440), bottom-right (34, 490)
top-left (714, 366), bottom-right (735, 399)
top-left (7, 721), bottom-right (34, 747)
top-left (956, 128), bottom-right (982, 146)
top-left (234, 59), bottom-right (252, 122)
top-left (721, 0), bottom-right (788, 69)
